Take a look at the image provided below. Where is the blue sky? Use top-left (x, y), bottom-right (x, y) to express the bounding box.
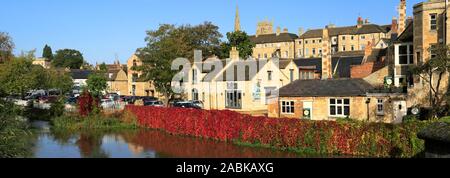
top-left (0, 0), bottom-right (422, 64)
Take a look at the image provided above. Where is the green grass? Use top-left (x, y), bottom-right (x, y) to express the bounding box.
top-left (51, 114), bottom-right (138, 132)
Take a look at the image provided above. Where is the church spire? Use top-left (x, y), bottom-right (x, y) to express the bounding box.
top-left (234, 5), bottom-right (241, 32)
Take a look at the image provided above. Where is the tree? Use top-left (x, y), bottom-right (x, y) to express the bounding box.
top-left (98, 62), bottom-right (107, 72)
top-left (411, 44), bottom-right (450, 119)
top-left (136, 22), bottom-right (223, 103)
top-left (86, 72), bottom-right (107, 98)
top-left (218, 31), bottom-right (255, 59)
top-left (42, 44), bottom-right (53, 60)
top-left (0, 32), bottom-right (14, 63)
top-left (53, 49), bottom-right (84, 69)
top-left (0, 51), bottom-right (40, 98)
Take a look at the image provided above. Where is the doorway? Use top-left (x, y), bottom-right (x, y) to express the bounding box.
top-left (393, 101), bottom-right (407, 124)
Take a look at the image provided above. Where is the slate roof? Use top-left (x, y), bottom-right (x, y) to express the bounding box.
top-left (294, 58), bottom-right (322, 71)
top-left (278, 59), bottom-right (292, 69)
top-left (70, 69), bottom-right (93, 80)
top-left (332, 56), bottom-right (364, 78)
top-left (299, 24), bottom-right (389, 39)
top-left (394, 21), bottom-right (413, 43)
top-left (279, 78), bottom-right (373, 97)
top-left (293, 55), bottom-right (364, 78)
top-left (250, 33), bottom-right (298, 44)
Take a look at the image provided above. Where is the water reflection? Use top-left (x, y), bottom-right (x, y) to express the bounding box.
top-left (31, 121), bottom-right (301, 158)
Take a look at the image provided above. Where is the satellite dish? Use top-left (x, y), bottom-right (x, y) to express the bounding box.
top-left (411, 107), bottom-right (420, 115)
top-left (386, 78), bottom-right (393, 85)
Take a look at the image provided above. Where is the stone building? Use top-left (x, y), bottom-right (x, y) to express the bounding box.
top-left (296, 20), bottom-right (392, 58)
top-left (250, 21), bottom-right (298, 59)
top-left (126, 54), bottom-right (159, 97)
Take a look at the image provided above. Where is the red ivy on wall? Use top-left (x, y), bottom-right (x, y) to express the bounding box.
top-left (125, 106), bottom-right (426, 157)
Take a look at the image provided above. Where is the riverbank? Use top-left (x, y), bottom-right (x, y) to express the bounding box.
top-left (126, 105), bottom-right (433, 158)
top-left (50, 112), bottom-right (138, 132)
top-left (0, 100), bottom-right (34, 158)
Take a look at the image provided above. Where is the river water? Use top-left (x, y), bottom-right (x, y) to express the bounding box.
top-left (29, 121), bottom-right (307, 158)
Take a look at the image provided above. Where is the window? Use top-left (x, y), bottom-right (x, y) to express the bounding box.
top-left (342, 46), bottom-right (346, 51)
top-left (333, 37), bottom-right (337, 43)
top-left (351, 36), bottom-right (354, 40)
top-left (258, 54), bottom-right (261, 58)
top-left (319, 39), bottom-right (322, 43)
top-left (133, 60), bottom-right (137, 67)
top-left (290, 69), bottom-right (294, 82)
top-left (329, 98), bottom-right (350, 117)
top-left (226, 90), bottom-right (242, 109)
top-left (351, 45), bottom-right (355, 51)
top-left (299, 41), bottom-right (302, 45)
top-left (361, 35), bottom-right (365, 40)
top-left (300, 71), bottom-right (314, 80)
top-left (305, 40), bottom-right (309, 44)
top-left (264, 53), bottom-right (268, 58)
top-left (192, 69), bottom-right (197, 84)
top-left (268, 71), bottom-right (273, 81)
top-left (342, 36), bottom-right (346, 40)
top-left (318, 48), bottom-right (322, 56)
top-left (360, 45), bottom-right (366, 50)
top-left (132, 74), bottom-right (138, 83)
top-left (285, 51), bottom-right (289, 58)
top-left (430, 44), bottom-right (437, 59)
top-left (430, 14), bottom-right (437, 30)
top-left (281, 101), bottom-right (295, 114)
top-left (312, 40), bottom-right (316, 44)
top-left (377, 99), bottom-right (384, 115)
top-left (192, 89), bottom-right (199, 101)
top-left (305, 48), bottom-right (309, 56)
top-left (398, 44), bottom-right (414, 64)
top-left (312, 48), bottom-right (316, 55)
top-left (298, 49), bottom-right (302, 57)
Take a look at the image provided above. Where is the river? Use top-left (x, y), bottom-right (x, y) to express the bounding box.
top-left (29, 121), bottom-right (309, 158)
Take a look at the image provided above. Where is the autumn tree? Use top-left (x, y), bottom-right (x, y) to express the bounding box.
top-left (136, 22), bottom-right (223, 103)
top-left (411, 44), bottom-right (450, 119)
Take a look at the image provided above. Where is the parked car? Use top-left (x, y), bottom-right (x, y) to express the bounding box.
top-left (65, 97), bottom-right (78, 105)
top-left (144, 100), bottom-right (164, 107)
top-left (25, 90), bottom-right (47, 100)
top-left (100, 99), bottom-right (115, 109)
top-left (169, 98), bottom-right (184, 107)
top-left (105, 93), bottom-right (120, 101)
top-left (142, 96), bottom-right (158, 103)
top-left (38, 95), bottom-right (58, 103)
top-left (173, 102), bottom-right (202, 109)
top-left (190, 100), bottom-right (204, 109)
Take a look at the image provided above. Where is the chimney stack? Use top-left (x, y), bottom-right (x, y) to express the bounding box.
top-left (398, 0), bottom-right (407, 34)
top-left (276, 26), bottom-right (281, 36)
top-left (230, 47), bottom-right (239, 61)
top-left (357, 16), bottom-right (364, 28)
top-left (364, 40), bottom-right (374, 58)
top-left (283, 28), bottom-right (288, 33)
top-left (321, 27), bottom-right (332, 80)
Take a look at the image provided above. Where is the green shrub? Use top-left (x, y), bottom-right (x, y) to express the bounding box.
top-left (0, 100), bottom-right (32, 158)
top-left (49, 97), bottom-right (65, 117)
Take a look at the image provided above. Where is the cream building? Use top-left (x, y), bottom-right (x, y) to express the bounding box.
top-left (32, 57), bottom-right (51, 69)
top-left (126, 54), bottom-right (160, 97)
top-left (296, 20), bottom-right (392, 58)
top-left (183, 48), bottom-right (292, 114)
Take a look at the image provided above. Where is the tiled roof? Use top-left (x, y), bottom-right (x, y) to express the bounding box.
top-left (70, 69), bottom-right (93, 80)
top-left (250, 33), bottom-right (298, 44)
top-left (293, 56), bottom-right (364, 78)
top-left (279, 78), bottom-right (373, 97)
top-left (300, 24), bottom-right (389, 39)
top-left (394, 21), bottom-right (413, 43)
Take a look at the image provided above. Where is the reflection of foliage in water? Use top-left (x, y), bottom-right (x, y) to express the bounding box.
top-left (120, 129), bottom-right (302, 158)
